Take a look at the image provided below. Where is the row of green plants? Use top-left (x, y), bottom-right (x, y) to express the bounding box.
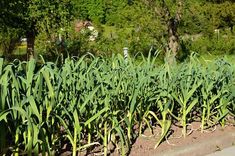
top-left (0, 54), bottom-right (235, 156)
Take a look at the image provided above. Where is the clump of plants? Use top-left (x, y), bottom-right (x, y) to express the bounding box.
top-left (0, 54), bottom-right (234, 156)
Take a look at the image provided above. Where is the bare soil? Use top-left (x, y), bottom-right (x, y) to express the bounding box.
top-left (60, 122), bottom-right (235, 156)
top-left (129, 122), bottom-right (235, 156)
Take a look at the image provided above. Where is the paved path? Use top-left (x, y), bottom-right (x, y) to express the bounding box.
top-left (154, 131), bottom-right (235, 156)
top-left (206, 146), bottom-right (235, 156)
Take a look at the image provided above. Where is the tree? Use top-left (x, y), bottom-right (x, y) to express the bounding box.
top-left (74, 0), bottom-right (107, 24)
top-left (0, 28), bottom-right (22, 58)
top-left (0, 0), bottom-right (74, 59)
top-left (206, 1), bottom-right (235, 33)
top-left (142, 0), bottom-right (184, 63)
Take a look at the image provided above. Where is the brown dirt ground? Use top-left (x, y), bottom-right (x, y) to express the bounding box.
top-left (129, 122), bottom-right (235, 156)
top-left (60, 122), bottom-right (235, 156)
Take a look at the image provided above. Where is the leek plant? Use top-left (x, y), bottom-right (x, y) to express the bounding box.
top-left (169, 59), bottom-right (202, 137)
top-left (0, 55), bottom-right (234, 155)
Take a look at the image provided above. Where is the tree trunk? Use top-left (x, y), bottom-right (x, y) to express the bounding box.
top-left (26, 31), bottom-right (35, 60)
top-left (166, 18), bottom-right (180, 64)
top-left (144, 0), bottom-right (184, 63)
top-left (163, 0), bottom-right (183, 64)
top-left (3, 38), bottom-right (19, 59)
top-left (8, 38), bottom-right (18, 53)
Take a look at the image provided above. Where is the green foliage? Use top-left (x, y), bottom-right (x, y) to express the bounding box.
top-left (29, 0), bottom-right (75, 33)
top-left (74, 0), bottom-right (109, 23)
top-left (0, 28), bottom-right (21, 55)
top-left (68, 0), bottom-right (234, 58)
top-left (0, 0), bottom-right (235, 59)
top-left (0, 0), bottom-right (76, 58)
top-left (180, 1), bottom-right (210, 34)
top-left (0, 55), bottom-right (234, 155)
top-left (184, 29), bottom-right (235, 55)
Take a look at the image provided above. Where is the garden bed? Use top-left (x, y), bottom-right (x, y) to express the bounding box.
top-left (129, 123), bottom-right (235, 156)
top-left (63, 122), bottom-right (235, 156)
top-left (0, 56), bottom-right (235, 156)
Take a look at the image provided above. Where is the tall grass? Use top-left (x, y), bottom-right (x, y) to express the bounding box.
top-left (0, 55), bottom-right (234, 155)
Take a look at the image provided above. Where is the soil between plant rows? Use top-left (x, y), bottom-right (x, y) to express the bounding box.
top-left (61, 122), bottom-right (235, 156)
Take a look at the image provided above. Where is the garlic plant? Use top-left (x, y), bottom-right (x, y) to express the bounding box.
top-left (0, 55), bottom-right (234, 156)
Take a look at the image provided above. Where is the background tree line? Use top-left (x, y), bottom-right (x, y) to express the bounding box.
top-left (0, 0), bottom-right (234, 61)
